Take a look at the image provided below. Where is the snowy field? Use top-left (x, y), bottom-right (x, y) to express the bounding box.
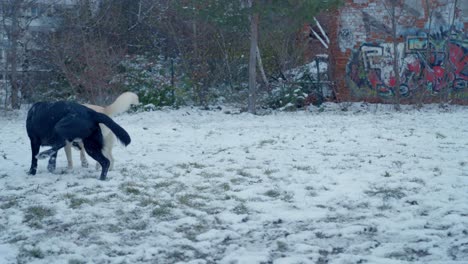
top-left (0, 103), bottom-right (467, 264)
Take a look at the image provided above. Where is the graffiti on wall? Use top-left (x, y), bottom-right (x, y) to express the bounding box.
top-left (346, 30), bottom-right (468, 99)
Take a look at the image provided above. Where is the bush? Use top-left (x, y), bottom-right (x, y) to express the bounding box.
top-left (118, 55), bottom-right (190, 108)
top-left (262, 59), bottom-right (331, 110)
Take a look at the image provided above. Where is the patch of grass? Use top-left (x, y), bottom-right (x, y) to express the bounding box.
top-left (220, 183), bottom-right (230, 191)
top-left (175, 162), bottom-right (207, 172)
top-left (230, 177), bottom-right (247, 185)
top-left (69, 197), bottom-right (92, 209)
top-left (315, 231), bottom-right (334, 239)
top-left (212, 147), bottom-right (230, 155)
top-left (77, 225), bottom-right (95, 239)
top-left (281, 192), bottom-right (295, 203)
top-left (154, 181), bottom-right (172, 188)
top-left (68, 259), bottom-right (87, 264)
top-left (361, 226), bottom-right (378, 234)
top-left (199, 171), bottom-right (223, 178)
top-left (0, 199), bottom-right (18, 209)
top-left (104, 224), bottom-right (122, 233)
top-left (365, 186), bottom-right (406, 200)
top-left (386, 247), bottom-right (430, 261)
top-left (392, 161), bottom-right (404, 169)
top-left (151, 205), bottom-right (173, 219)
top-left (117, 208), bottom-right (150, 230)
top-left (66, 182), bottom-right (80, 188)
top-left (175, 163), bottom-right (190, 171)
top-left (264, 189), bottom-right (281, 198)
top-left (175, 222), bottom-right (210, 242)
top-left (189, 162), bottom-right (206, 169)
top-left (23, 206), bottom-right (55, 227)
top-left (120, 182), bottom-right (143, 195)
top-left (236, 169), bottom-right (253, 177)
top-left (178, 194), bottom-right (206, 208)
top-left (124, 186), bottom-right (141, 195)
top-left (232, 203), bottom-right (249, 214)
top-left (258, 139), bottom-right (276, 148)
top-left (276, 240), bottom-right (288, 252)
top-left (408, 178), bottom-right (425, 185)
top-left (154, 180), bottom-right (185, 190)
top-left (306, 188), bottom-right (318, 197)
top-left (264, 168), bottom-right (279, 176)
top-left (433, 167), bottom-right (442, 176)
top-left (128, 221), bottom-right (148, 231)
top-left (319, 151), bottom-right (337, 157)
top-left (18, 246), bottom-right (45, 260)
top-left (138, 197), bottom-right (159, 207)
top-left (339, 201), bottom-right (370, 210)
top-left (293, 165), bottom-right (318, 174)
top-left (322, 214), bottom-right (356, 223)
top-left (8, 235), bottom-right (28, 243)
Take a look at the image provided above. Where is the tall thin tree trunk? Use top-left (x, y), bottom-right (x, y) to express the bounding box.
top-left (442, 0), bottom-right (458, 105)
top-left (9, 3), bottom-right (20, 109)
top-left (215, 30), bottom-right (235, 92)
top-left (256, 45), bottom-right (270, 91)
top-left (419, 0), bottom-right (433, 108)
top-left (248, 13), bottom-right (258, 114)
top-left (391, 2), bottom-right (401, 111)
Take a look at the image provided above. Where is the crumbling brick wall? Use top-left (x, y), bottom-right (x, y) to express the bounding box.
top-left (332, 0), bottom-right (467, 104)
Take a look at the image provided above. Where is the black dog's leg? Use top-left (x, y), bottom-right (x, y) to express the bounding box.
top-left (37, 145), bottom-right (63, 160)
top-left (47, 152), bottom-right (57, 172)
top-left (83, 132), bottom-right (109, 181)
top-left (37, 115), bottom-right (78, 161)
top-left (28, 137), bottom-right (40, 175)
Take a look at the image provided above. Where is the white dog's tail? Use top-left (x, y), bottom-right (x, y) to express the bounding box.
top-left (104, 92), bottom-right (139, 116)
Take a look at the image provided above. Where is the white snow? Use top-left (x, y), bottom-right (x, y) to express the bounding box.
top-left (0, 103), bottom-right (467, 263)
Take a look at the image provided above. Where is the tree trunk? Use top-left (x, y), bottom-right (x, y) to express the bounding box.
top-left (418, 0), bottom-right (433, 108)
top-left (248, 13), bottom-right (258, 114)
top-left (256, 45), bottom-right (270, 91)
top-left (391, 2), bottom-right (401, 111)
top-left (9, 3), bottom-right (21, 109)
top-left (441, 0), bottom-right (458, 105)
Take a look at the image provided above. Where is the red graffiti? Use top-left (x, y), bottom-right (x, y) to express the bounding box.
top-left (449, 43), bottom-right (468, 81)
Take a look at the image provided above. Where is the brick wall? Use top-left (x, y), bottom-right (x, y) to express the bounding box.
top-left (332, 0), bottom-right (468, 104)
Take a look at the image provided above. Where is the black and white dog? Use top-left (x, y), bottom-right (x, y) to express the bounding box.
top-left (26, 101), bottom-right (131, 180)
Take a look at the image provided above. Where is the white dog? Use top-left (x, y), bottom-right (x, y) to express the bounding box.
top-left (65, 92), bottom-right (139, 170)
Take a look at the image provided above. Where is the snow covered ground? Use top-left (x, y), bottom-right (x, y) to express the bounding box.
top-left (0, 103), bottom-right (467, 264)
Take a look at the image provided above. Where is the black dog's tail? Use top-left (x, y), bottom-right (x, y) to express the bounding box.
top-left (91, 111), bottom-right (131, 146)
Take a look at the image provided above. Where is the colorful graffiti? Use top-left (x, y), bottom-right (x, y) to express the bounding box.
top-left (346, 30), bottom-right (468, 100)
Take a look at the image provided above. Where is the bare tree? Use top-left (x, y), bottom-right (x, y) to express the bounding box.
top-left (0, 0), bottom-right (40, 108)
top-left (45, 0), bottom-right (128, 104)
top-left (440, 0), bottom-right (458, 105)
top-left (248, 10), bottom-right (258, 114)
top-left (382, 0), bottom-right (402, 111)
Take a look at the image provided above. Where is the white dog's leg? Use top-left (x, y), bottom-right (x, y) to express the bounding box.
top-left (78, 142), bottom-right (89, 168)
top-left (107, 134), bottom-right (115, 170)
top-left (65, 142), bottom-right (73, 169)
top-left (95, 127), bottom-right (116, 171)
top-left (95, 137), bottom-right (114, 170)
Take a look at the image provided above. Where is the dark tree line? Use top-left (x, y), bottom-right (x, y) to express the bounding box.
top-left (1, 0), bottom-right (342, 110)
